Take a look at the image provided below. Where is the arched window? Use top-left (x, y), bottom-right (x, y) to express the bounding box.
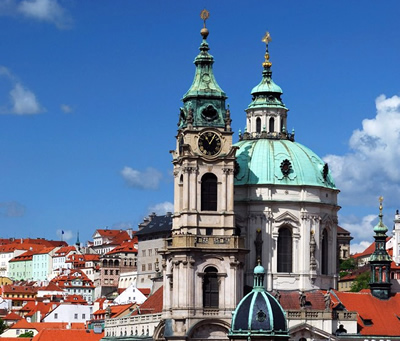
top-left (203, 267), bottom-right (219, 308)
top-left (201, 173), bottom-right (217, 211)
top-left (256, 117), bottom-right (261, 133)
top-left (277, 227), bottom-right (292, 272)
top-left (321, 229), bottom-right (328, 275)
top-left (269, 117), bottom-right (275, 133)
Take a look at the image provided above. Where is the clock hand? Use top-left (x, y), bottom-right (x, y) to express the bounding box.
top-left (209, 135), bottom-right (215, 144)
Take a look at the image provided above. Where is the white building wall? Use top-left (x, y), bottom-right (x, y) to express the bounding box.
top-left (43, 304), bottom-right (94, 323)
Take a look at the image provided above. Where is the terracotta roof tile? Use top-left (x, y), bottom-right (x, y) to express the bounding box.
top-left (132, 286), bottom-right (163, 315)
top-left (333, 291), bottom-right (400, 336)
top-left (278, 290), bottom-right (326, 311)
top-left (32, 328), bottom-right (103, 341)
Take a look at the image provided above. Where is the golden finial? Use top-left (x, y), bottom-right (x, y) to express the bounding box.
top-left (262, 31), bottom-right (272, 68)
top-left (379, 196), bottom-right (384, 215)
top-left (200, 9), bottom-right (210, 39)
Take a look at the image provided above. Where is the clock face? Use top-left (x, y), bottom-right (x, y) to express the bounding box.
top-left (198, 131), bottom-right (222, 156)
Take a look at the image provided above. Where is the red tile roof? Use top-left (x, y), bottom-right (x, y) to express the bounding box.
top-left (32, 328), bottom-right (103, 341)
top-left (278, 290), bottom-right (326, 310)
top-left (64, 295), bottom-right (87, 304)
top-left (2, 284), bottom-right (38, 295)
top-left (105, 238), bottom-right (138, 255)
top-left (3, 311), bottom-right (23, 321)
top-left (132, 286), bottom-right (163, 315)
top-left (332, 291), bottom-right (400, 336)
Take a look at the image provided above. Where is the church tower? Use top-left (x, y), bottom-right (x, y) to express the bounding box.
top-left (369, 197), bottom-right (392, 300)
top-left (159, 11), bottom-right (247, 341)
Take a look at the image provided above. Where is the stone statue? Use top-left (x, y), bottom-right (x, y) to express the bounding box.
top-left (299, 291), bottom-right (306, 308)
top-left (324, 291), bottom-right (331, 310)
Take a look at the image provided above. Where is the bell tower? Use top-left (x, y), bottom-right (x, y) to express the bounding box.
top-left (160, 10), bottom-right (247, 341)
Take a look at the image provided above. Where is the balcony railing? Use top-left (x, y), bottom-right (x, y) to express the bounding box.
top-left (171, 235), bottom-right (245, 249)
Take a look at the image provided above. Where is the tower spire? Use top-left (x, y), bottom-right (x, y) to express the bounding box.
top-left (369, 196), bottom-right (392, 299)
top-left (177, 9), bottom-right (228, 131)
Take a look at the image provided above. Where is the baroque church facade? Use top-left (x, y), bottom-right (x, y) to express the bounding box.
top-left (156, 12), bottom-right (340, 341)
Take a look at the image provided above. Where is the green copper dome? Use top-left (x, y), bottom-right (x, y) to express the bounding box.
top-left (229, 265), bottom-right (289, 339)
top-left (234, 139), bottom-right (336, 188)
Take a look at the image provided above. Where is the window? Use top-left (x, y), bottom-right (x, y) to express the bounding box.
top-left (110, 270), bottom-right (114, 275)
top-left (269, 117), bottom-right (275, 133)
top-left (142, 250), bottom-right (146, 257)
top-left (277, 227), bottom-right (292, 272)
top-left (201, 173), bottom-right (217, 211)
top-left (74, 314), bottom-right (78, 319)
top-left (82, 314), bottom-right (85, 319)
top-left (142, 264), bottom-right (146, 271)
top-left (148, 249), bottom-right (152, 256)
top-left (256, 117), bottom-right (261, 133)
top-left (148, 263), bottom-right (152, 271)
top-left (203, 266), bottom-right (219, 308)
top-left (321, 229), bottom-right (328, 275)
top-left (54, 313), bottom-right (58, 319)
top-left (104, 270), bottom-right (108, 275)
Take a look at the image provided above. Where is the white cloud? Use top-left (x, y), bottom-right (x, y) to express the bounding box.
top-left (60, 104), bottom-right (73, 113)
top-left (0, 66), bottom-right (44, 115)
top-left (56, 229), bottom-right (73, 241)
top-left (350, 240), bottom-right (372, 255)
top-left (0, 0), bottom-right (71, 29)
top-left (148, 201), bottom-right (174, 215)
top-left (0, 201), bottom-right (26, 217)
top-left (324, 94), bottom-right (400, 207)
top-left (340, 214), bottom-right (377, 243)
top-left (10, 83), bottom-right (42, 114)
top-left (121, 166), bottom-right (163, 190)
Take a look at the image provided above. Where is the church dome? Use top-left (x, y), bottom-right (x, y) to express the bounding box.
top-left (234, 138), bottom-right (336, 188)
top-left (230, 266), bottom-right (289, 338)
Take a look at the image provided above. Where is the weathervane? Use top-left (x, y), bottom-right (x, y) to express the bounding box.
top-left (200, 9), bottom-right (210, 39)
top-left (262, 31), bottom-right (272, 68)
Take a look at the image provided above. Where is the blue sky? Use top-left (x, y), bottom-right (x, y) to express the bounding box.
top-left (1, 1), bottom-right (400, 253)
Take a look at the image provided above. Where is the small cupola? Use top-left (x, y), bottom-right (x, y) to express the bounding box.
top-left (243, 32), bottom-right (291, 141)
top-left (229, 264), bottom-right (289, 341)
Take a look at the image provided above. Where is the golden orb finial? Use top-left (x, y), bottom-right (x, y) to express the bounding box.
top-left (262, 31), bottom-right (272, 68)
top-left (200, 9), bottom-right (210, 39)
top-left (379, 196), bottom-right (384, 214)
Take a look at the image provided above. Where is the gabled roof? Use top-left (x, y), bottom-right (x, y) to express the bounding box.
top-left (20, 301), bottom-right (55, 318)
top-left (9, 318), bottom-right (35, 329)
top-left (9, 250), bottom-right (35, 262)
top-left (332, 291), bottom-right (400, 336)
top-left (3, 311), bottom-right (23, 321)
top-left (53, 246), bottom-right (77, 257)
top-left (64, 295), bottom-right (87, 304)
top-left (105, 238), bottom-right (138, 255)
top-left (93, 303), bottom-right (134, 318)
top-left (40, 282), bottom-right (64, 292)
top-left (132, 286), bottom-right (163, 315)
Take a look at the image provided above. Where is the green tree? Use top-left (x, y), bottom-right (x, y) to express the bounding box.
top-left (0, 318), bottom-right (7, 334)
top-left (340, 258), bottom-right (356, 271)
top-left (18, 330), bottom-right (34, 338)
top-left (350, 271), bottom-right (370, 292)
